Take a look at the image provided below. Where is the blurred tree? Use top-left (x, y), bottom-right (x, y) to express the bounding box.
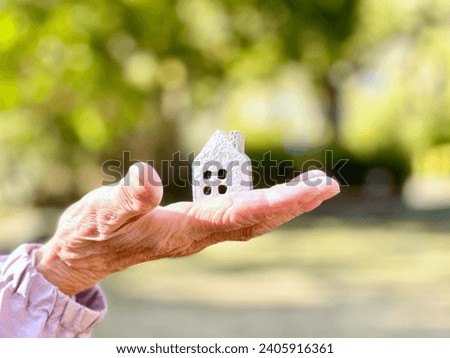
top-left (0, 0), bottom-right (359, 205)
top-left (0, 0), bottom-right (448, 207)
top-left (339, 0), bottom-right (450, 176)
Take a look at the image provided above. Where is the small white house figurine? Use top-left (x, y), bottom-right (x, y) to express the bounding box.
top-left (192, 130), bottom-right (253, 201)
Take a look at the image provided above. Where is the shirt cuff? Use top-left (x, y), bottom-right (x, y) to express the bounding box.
top-left (0, 243), bottom-right (107, 338)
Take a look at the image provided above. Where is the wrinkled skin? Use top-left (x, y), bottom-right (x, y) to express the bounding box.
top-left (37, 163), bottom-right (340, 295)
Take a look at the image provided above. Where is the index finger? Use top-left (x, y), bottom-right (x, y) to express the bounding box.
top-left (217, 174), bottom-right (340, 229)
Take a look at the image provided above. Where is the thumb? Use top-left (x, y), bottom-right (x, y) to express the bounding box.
top-left (112, 162), bottom-right (163, 220)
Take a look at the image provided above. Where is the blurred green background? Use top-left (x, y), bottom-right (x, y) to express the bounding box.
top-left (1, 0), bottom-right (449, 337)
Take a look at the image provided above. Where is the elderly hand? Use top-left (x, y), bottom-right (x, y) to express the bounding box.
top-left (36, 163), bottom-right (340, 296)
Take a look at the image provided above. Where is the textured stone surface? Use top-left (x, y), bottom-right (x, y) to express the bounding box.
top-left (192, 130), bottom-right (253, 201)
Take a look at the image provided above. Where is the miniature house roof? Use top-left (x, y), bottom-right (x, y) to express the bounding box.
top-left (193, 130), bottom-right (246, 161)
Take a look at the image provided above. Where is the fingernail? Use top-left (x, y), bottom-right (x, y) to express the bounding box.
top-left (308, 176), bottom-right (340, 193)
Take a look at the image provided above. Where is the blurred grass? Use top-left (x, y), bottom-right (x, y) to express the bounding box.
top-left (92, 206), bottom-right (450, 337)
top-left (1, 196), bottom-right (449, 337)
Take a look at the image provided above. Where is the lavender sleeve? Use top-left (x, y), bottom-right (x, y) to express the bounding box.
top-left (0, 244), bottom-right (107, 338)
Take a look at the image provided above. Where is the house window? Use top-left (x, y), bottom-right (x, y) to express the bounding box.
top-left (203, 170), bottom-right (212, 179)
top-left (218, 185), bottom-right (227, 194)
top-left (203, 186), bottom-right (212, 195)
top-left (218, 169), bottom-right (227, 180)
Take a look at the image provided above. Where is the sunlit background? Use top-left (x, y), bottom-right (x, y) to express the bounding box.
top-left (0, 0), bottom-right (449, 337)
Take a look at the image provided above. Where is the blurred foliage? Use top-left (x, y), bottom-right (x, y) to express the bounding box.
top-left (0, 0), bottom-right (449, 206)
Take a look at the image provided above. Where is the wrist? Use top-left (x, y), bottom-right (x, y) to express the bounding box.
top-left (35, 240), bottom-right (97, 296)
